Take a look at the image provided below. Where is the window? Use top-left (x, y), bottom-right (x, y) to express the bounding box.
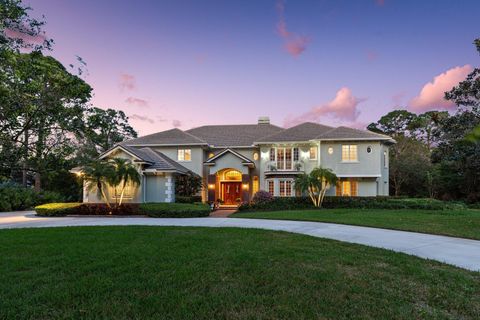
top-left (279, 180), bottom-right (292, 197)
top-left (208, 152), bottom-right (214, 158)
top-left (309, 146), bottom-right (317, 160)
top-left (267, 180), bottom-right (274, 196)
top-left (366, 146), bottom-right (372, 154)
top-left (336, 180), bottom-right (358, 197)
top-left (383, 151), bottom-right (387, 168)
top-left (253, 152), bottom-right (259, 161)
top-left (276, 147), bottom-right (293, 170)
top-left (341, 145), bottom-right (358, 162)
top-left (293, 147), bottom-right (299, 161)
top-left (269, 148), bottom-right (275, 161)
top-left (112, 180), bottom-right (134, 199)
top-left (178, 149), bottom-right (191, 161)
top-left (252, 176), bottom-right (259, 194)
top-left (328, 146), bottom-right (333, 155)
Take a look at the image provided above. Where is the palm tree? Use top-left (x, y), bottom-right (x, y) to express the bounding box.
top-left (294, 167), bottom-right (338, 208)
top-left (81, 160), bottom-right (116, 208)
top-left (109, 158), bottom-right (141, 206)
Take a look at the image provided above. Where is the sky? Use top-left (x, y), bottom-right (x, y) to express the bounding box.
top-left (26, 0), bottom-right (480, 135)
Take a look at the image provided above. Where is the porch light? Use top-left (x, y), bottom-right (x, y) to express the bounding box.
top-left (208, 184), bottom-right (215, 189)
top-left (242, 183), bottom-right (249, 190)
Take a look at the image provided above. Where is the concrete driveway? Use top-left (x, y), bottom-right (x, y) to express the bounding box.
top-left (1, 211), bottom-right (480, 272)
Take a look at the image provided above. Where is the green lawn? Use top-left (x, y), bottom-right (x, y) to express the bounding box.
top-left (232, 208), bottom-right (480, 240)
top-left (0, 227), bottom-right (479, 319)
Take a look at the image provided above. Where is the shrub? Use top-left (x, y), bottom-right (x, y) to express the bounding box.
top-left (140, 203), bottom-right (211, 218)
top-left (252, 190), bottom-right (274, 204)
top-left (35, 203), bottom-right (81, 217)
top-left (238, 196), bottom-right (467, 212)
top-left (0, 183), bottom-right (64, 212)
top-left (74, 203), bottom-right (140, 215)
top-left (175, 195), bottom-right (203, 203)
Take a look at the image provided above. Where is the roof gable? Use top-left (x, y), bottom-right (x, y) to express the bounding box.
top-left (204, 148), bottom-right (254, 167)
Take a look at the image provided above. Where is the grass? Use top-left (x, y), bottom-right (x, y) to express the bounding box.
top-left (232, 208), bottom-right (480, 240)
top-left (0, 226), bottom-right (479, 319)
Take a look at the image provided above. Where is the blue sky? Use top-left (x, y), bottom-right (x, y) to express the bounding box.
top-left (27, 0), bottom-right (479, 134)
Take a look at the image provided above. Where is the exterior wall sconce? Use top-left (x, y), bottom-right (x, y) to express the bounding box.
top-left (242, 184), bottom-right (249, 190)
top-left (208, 184), bottom-right (215, 189)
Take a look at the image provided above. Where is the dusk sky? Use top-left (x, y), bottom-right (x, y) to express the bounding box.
top-left (27, 0), bottom-right (479, 135)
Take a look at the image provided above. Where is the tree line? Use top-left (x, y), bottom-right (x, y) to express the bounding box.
top-left (0, 0), bottom-right (137, 200)
top-left (368, 38), bottom-right (479, 202)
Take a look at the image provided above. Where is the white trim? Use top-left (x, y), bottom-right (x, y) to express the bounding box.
top-left (125, 143), bottom-right (207, 147)
top-left (99, 145), bottom-right (143, 161)
top-left (205, 148), bottom-right (252, 163)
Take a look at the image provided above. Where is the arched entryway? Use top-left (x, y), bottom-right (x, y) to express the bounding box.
top-left (216, 168), bottom-right (243, 206)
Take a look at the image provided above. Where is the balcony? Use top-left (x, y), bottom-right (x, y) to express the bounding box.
top-left (264, 161), bottom-right (304, 176)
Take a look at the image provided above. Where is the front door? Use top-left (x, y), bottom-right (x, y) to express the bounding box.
top-left (221, 182), bottom-right (242, 205)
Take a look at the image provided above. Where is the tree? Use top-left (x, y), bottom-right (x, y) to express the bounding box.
top-left (81, 160), bottom-right (116, 208)
top-left (0, 51), bottom-right (92, 190)
top-left (175, 172), bottom-right (203, 197)
top-left (294, 167), bottom-right (338, 208)
top-left (0, 0), bottom-right (53, 51)
top-left (82, 107), bottom-right (138, 155)
top-left (109, 158), bottom-right (140, 206)
top-left (367, 110), bottom-right (417, 137)
top-left (410, 111), bottom-right (449, 150)
top-left (389, 136), bottom-right (431, 196)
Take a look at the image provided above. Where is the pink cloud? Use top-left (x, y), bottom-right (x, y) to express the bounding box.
top-left (276, 0), bottom-right (311, 57)
top-left (125, 97), bottom-right (149, 108)
top-left (118, 73), bottom-right (136, 91)
top-left (172, 120), bottom-right (182, 128)
top-left (284, 87), bottom-right (367, 127)
top-left (5, 28), bottom-right (47, 45)
top-left (391, 91), bottom-right (406, 106)
top-left (129, 114), bottom-right (154, 124)
top-left (409, 65), bottom-right (472, 113)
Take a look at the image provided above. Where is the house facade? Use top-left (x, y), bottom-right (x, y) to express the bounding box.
top-left (81, 117), bottom-right (394, 205)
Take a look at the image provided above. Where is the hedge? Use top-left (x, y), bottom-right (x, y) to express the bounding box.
top-left (175, 195), bottom-right (203, 204)
top-left (140, 203), bottom-right (211, 218)
top-left (0, 183), bottom-right (64, 212)
top-left (238, 196), bottom-right (467, 212)
top-left (35, 203), bottom-right (82, 216)
top-left (35, 202), bottom-right (211, 217)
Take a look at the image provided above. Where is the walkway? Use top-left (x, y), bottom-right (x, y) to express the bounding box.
top-left (1, 211), bottom-right (480, 271)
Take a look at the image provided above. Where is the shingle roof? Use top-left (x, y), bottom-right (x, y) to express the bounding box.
top-left (123, 128), bottom-right (207, 146)
top-left (119, 145), bottom-right (191, 174)
top-left (254, 122), bottom-right (334, 143)
top-left (186, 124), bottom-right (283, 147)
top-left (316, 126), bottom-right (392, 140)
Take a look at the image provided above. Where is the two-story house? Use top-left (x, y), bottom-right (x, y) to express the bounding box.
top-left (80, 117), bottom-right (394, 205)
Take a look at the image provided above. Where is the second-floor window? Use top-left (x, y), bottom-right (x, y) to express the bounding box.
top-left (178, 149), bottom-right (191, 161)
top-left (342, 145), bottom-right (358, 162)
top-left (293, 147), bottom-right (299, 161)
top-left (276, 147), bottom-right (292, 170)
top-left (309, 146), bottom-right (317, 160)
top-left (269, 148), bottom-right (275, 161)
